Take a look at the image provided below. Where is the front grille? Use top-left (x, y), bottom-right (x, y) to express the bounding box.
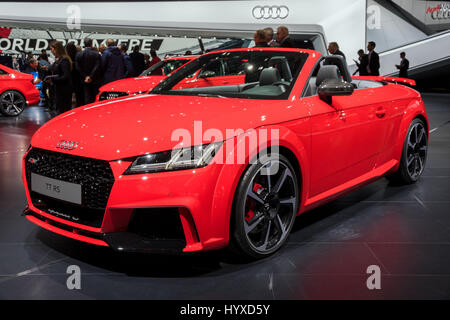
top-left (99, 91), bottom-right (129, 101)
top-left (25, 148), bottom-right (115, 228)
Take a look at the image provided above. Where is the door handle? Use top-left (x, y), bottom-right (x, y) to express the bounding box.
top-left (376, 107), bottom-right (386, 118)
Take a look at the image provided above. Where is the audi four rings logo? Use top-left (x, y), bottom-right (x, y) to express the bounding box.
top-left (56, 140), bottom-right (79, 150)
top-left (252, 5), bottom-right (289, 19)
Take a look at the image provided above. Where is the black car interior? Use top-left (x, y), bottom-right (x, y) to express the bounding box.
top-left (303, 55), bottom-right (383, 97)
top-left (171, 53), bottom-right (383, 98)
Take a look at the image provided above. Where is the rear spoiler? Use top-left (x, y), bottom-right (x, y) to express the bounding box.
top-left (352, 76), bottom-right (415, 86)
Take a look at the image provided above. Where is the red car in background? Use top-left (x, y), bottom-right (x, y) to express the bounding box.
top-left (23, 48), bottom-right (428, 259)
top-left (0, 64), bottom-right (40, 116)
top-left (97, 55), bottom-right (196, 101)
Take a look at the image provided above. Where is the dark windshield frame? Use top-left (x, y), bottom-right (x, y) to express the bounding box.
top-left (151, 50), bottom-right (308, 100)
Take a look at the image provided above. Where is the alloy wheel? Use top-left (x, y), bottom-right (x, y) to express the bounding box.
top-left (406, 122), bottom-right (427, 180)
top-left (242, 160), bottom-right (298, 254)
top-left (0, 91), bottom-right (26, 116)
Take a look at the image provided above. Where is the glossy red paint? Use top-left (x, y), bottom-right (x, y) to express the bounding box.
top-left (96, 56), bottom-right (196, 101)
top-left (23, 48), bottom-right (428, 253)
top-left (0, 64), bottom-right (40, 106)
top-left (353, 75), bottom-right (416, 86)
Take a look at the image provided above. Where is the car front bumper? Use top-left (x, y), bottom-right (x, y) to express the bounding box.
top-left (22, 146), bottom-right (240, 253)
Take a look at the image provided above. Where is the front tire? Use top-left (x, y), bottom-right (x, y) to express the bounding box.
top-left (0, 90), bottom-right (26, 117)
top-left (387, 118), bottom-right (428, 184)
top-left (230, 154), bottom-right (299, 259)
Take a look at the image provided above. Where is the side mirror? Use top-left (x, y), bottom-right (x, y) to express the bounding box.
top-left (318, 79), bottom-right (354, 104)
top-left (198, 70), bottom-right (216, 79)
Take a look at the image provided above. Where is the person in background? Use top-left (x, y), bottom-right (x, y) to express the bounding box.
top-left (148, 49), bottom-right (161, 68)
top-left (264, 27), bottom-right (277, 46)
top-left (366, 41), bottom-right (380, 76)
top-left (37, 54), bottom-right (51, 107)
top-left (101, 38), bottom-right (125, 85)
top-left (47, 40), bottom-right (73, 114)
top-left (65, 42), bottom-right (84, 107)
top-left (12, 57), bottom-right (20, 70)
top-left (353, 49), bottom-right (369, 76)
top-left (99, 44), bottom-right (107, 55)
top-left (184, 50), bottom-right (192, 55)
top-left (276, 26), bottom-right (295, 48)
top-left (328, 42), bottom-right (346, 60)
top-left (144, 53), bottom-right (150, 70)
top-left (18, 52), bottom-right (27, 72)
top-left (129, 45), bottom-right (145, 76)
top-left (396, 52), bottom-right (409, 78)
top-left (76, 37), bottom-right (102, 105)
top-left (120, 43), bottom-right (134, 78)
top-left (42, 49), bottom-right (54, 64)
top-left (40, 49), bottom-right (49, 62)
top-left (24, 58), bottom-right (40, 80)
top-left (25, 52), bottom-right (34, 65)
top-left (253, 29), bottom-right (268, 47)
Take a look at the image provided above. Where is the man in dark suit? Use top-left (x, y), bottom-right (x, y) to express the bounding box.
top-left (253, 29), bottom-right (268, 47)
top-left (328, 42), bottom-right (346, 61)
top-left (366, 41), bottom-right (380, 76)
top-left (396, 52), bottom-right (409, 78)
top-left (129, 45), bottom-right (146, 77)
top-left (119, 43), bottom-right (134, 78)
top-left (101, 38), bottom-right (126, 85)
top-left (353, 49), bottom-right (369, 76)
top-left (76, 37), bottom-right (102, 104)
top-left (276, 26), bottom-right (296, 48)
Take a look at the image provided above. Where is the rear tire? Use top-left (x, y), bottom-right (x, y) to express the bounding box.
top-left (387, 118), bottom-right (428, 184)
top-left (229, 153), bottom-right (299, 260)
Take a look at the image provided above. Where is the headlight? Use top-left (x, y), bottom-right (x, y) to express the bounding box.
top-left (124, 142), bottom-right (223, 174)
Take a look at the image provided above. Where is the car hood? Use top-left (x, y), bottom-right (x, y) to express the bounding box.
top-left (31, 94), bottom-right (291, 161)
top-left (99, 76), bottom-right (166, 94)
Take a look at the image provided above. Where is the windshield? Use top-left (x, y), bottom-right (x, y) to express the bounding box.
top-left (140, 59), bottom-right (190, 76)
top-left (151, 50), bottom-right (308, 100)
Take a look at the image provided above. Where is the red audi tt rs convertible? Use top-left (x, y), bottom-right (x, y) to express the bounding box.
top-left (23, 48), bottom-right (428, 259)
top-left (0, 64), bottom-right (40, 116)
top-left (97, 55), bottom-right (196, 101)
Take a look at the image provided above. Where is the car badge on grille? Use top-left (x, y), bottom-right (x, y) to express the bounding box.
top-left (56, 140), bottom-right (79, 150)
top-left (28, 157), bottom-right (38, 164)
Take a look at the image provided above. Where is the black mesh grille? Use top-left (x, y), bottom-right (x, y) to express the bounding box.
top-left (25, 148), bottom-right (115, 228)
top-left (99, 91), bottom-right (129, 101)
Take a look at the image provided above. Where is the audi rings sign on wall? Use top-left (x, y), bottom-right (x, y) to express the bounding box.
top-left (252, 5), bottom-right (289, 19)
top-left (56, 140), bottom-right (79, 150)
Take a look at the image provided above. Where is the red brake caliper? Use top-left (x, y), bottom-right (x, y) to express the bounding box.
top-left (245, 183), bottom-right (264, 222)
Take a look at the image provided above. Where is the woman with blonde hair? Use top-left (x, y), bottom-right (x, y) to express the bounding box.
top-left (47, 40), bottom-right (73, 114)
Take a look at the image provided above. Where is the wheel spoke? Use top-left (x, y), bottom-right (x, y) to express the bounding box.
top-left (256, 220), bottom-right (272, 251)
top-left (11, 104), bottom-right (20, 113)
top-left (280, 197), bottom-right (296, 207)
top-left (420, 146), bottom-right (427, 152)
top-left (407, 154), bottom-right (415, 166)
top-left (418, 156), bottom-right (424, 172)
top-left (245, 214), bottom-right (265, 234)
top-left (275, 214), bottom-right (286, 235)
top-left (273, 167), bottom-right (290, 193)
top-left (417, 128), bottom-right (425, 144)
top-left (262, 161), bottom-right (272, 192)
top-left (247, 189), bottom-right (264, 205)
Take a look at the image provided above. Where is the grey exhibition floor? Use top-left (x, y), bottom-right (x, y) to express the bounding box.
top-left (0, 93), bottom-right (449, 299)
